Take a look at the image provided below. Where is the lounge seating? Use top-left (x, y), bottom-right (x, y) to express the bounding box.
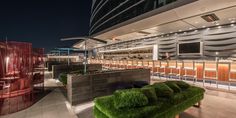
top-left (93, 81), bottom-right (205, 118)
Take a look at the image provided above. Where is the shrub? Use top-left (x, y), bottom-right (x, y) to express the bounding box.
top-left (173, 81), bottom-right (190, 90)
top-left (59, 73), bottom-right (67, 85)
top-left (145, 83), bottom-right (174, 98)
top-left (141, 87), bottom-right (158, 104)
top-left (114, 89), bottom-right (148, 109)
top-left (165, 81), bottom-right (181, 93)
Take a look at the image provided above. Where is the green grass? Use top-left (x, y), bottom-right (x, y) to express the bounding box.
top-left (165, 81), bottom-right (182, 93)
top-left (59, 73), bottom-right (67, 85)
top-left (141, 87), bottom-right (158, 104)
top-left (145, 83), bottom-right (174, 98)
top-left (114, 89), bottom-right (149, 109)
top-left (94, 81), bottom-right (205, 118)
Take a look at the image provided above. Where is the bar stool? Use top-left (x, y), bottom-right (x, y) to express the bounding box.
top-left (143, 60), bottom-right (149, 69)
top-left (183, 60), bottom-right (195, 82)
top-left (170, 60), bottom-right (183, 80)
top-left (204, 61), bottom-right (218, 88)
top-left (229, 62), bottom-right (236, 90)
top-left (194, 61), bottom-right (204, 86)
top-left (159, 61), bottom-right (169, 80)
top-left (127, 60), bottom-right (133, 69)
top-left (167, 60), bottom-right (177, 79)
top-left (153, 61), bottom-right (161, 77)
top-left (136, 60), bottom-right (143, 69)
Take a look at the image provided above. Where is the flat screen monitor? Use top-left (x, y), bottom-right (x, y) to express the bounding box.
top-left (178, 42), bottom-right (202, 55)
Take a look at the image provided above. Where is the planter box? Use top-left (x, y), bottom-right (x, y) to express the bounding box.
top-left (67, 69), bottom-right (150, 106)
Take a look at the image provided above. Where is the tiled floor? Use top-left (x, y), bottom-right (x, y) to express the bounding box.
top-left (2, 77), bottom-right (236, 118)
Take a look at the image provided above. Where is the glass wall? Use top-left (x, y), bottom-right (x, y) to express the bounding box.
top-left (90, 0), bottom-right (177, 35)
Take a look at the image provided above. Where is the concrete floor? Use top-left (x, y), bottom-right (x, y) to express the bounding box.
top-left (1, 76), bottom-right (236, 118)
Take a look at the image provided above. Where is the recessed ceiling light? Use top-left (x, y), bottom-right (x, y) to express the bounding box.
top-left (194, 30), bottom-right (198, 32)
top-left (195, 22), bottom-right (199, 24)
top-left (231, 24), bottom-right (235, 27)
top-left (189, 28), bottom-right (193, 30)
top-left (178, 30), bottom-right (182, 32)
top-left (231, 21), bottom-right (235, 23)
top-left (170, 31), bottom-right (173, 33)
top-left (218, 26), bottom-right (222, 29)
top-left (207, 28), bottom-right (210, 30)
top-left (202, 26), bottom-right (206, 28)
top-left (215, 23), bottom-right (220, 25)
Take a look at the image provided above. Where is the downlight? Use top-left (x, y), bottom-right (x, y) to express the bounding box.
top-left (201, 13), bottom-right (219, 22)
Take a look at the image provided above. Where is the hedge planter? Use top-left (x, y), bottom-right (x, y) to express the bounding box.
top-left (94, 81), bottom-right (205, 118)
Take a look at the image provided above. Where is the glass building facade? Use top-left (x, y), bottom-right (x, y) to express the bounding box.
top-left (90, 0), bottom-right (177, 35)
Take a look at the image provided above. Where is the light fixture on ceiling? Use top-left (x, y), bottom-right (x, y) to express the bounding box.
top-left (195, 21), bottom-right (199, 24)
top-left (194, 30), bottom-right (198, 32)
top-left (189, 28), bottom-right (193, 30)
top-left (202, 26), bottom-right (206, 28)
top-left (178, 30), bottom-right (182, 32)
top-left (231, 24), bottom-right (235, 27)
top-left (215, 22), bottom-right (220, 26)
top-left (201, 13), bottom-right (219, 22)
top-left (231, 20), bottom-right (235, 23)
top-left (217, 26), bottom-right (222, 29)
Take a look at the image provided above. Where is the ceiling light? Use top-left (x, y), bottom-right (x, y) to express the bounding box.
top-left (170, 31), bottom-right (173, 33)
top-left (178, 30), bottom-right (182, 32)
top-left (194, 30), bottom-right (198, 32)
top-left (231, 21), bottom-right (235, 23)
top-left (195, 22), bottom-right (199, 24)
top-left (218, 26), bottom-right (222, 29)
top-left (229, 18), bottom-right (236, 21)
top-left (201, 13), bottom-right (219, 22)
top-left (189, 28), bottom-right (193, 30)
top-left (215, 23), bottom-right (220, 26)
top-left (231, 24), bottom-right (235, 27)
top-left (202, 26), bottom-right (206, 28)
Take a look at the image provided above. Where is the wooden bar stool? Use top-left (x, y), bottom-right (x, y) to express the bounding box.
top-left (229, 62), bottom-right (236, 90)
top-left (159, 61), bottom-right (169, 80)
top-left (194, 61), bottom-right (204, 86)
top-left (153, 61), bottom-right (161, 78)
top-left (204, 61), bottom-right (218, 88)
top-left (167, 60), bottom-right (177, 79)
top-left (183, 60), bottom-right (195, 82)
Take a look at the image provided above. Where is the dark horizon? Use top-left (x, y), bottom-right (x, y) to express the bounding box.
top-left (0, 0), bottom-right (92, 52)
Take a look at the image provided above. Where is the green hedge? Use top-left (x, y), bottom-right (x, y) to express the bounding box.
top-left (94, 81), bottom-right (205, 118)
top-left (114, 89), bottom-right (149, 109)
top-left (141, 87), bottom-right (158, 104)
top-left (59, 73), bottom-right (67, 85)
top-left (165, 81), bottom-right (181, 93)
top-left (172, 81), bottom-right (190, 90)
top-left (94, 95), bottom-right (161, 118)
top-left (145, 83), bottom-right (174, 98)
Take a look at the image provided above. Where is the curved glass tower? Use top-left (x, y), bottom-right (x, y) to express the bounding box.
top-left (90, 0), bottom-right (177, 35)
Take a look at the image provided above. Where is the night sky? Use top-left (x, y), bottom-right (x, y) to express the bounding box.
top-left (0, 0), bottom-right (92, 52)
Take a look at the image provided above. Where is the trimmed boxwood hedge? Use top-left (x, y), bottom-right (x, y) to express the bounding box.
top-left (141, 87), bottom-right (158, 104)
top-left (145, 83), bottom-right (174, 98)
top-left (59, 73), bottom-right (67, 85)
top-left (165, 81), bottom-right (182, 93)
top-left (94, 81), bottom-right (205, 118)
top-left (172, 81), bottom-right (190, 90)
top-left (114, 89), bottom-right (149, 109)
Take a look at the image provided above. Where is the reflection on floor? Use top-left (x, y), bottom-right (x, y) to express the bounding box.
top-left (2, 77), bottom-right (236, 118)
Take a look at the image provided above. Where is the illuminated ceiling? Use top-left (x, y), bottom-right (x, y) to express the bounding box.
top-left (93, 0), bottom-right (236, 41)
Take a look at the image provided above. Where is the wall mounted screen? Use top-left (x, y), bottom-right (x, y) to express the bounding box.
top-left (178, 42), bottom-right (202, 55)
